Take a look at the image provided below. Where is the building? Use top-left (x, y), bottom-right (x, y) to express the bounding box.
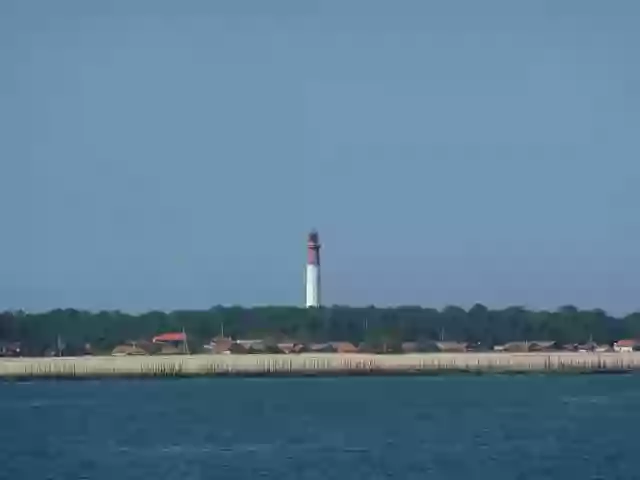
top-left (111, 344), bottom-right (148, 356)
top-left (152, 331), bottom-right (189, 354)
top-left (613, 339), bottom-right (637, 353)
top-left (329, 342), bottom-right (359, 353)
top-left (305, 230), bottom-right (321, 308)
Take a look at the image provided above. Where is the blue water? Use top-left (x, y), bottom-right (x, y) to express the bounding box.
top-left (0, 375), bottom-right (638, 479)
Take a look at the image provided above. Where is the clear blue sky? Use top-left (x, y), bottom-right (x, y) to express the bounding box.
top-left (1, 1), bottom-right (638, 314)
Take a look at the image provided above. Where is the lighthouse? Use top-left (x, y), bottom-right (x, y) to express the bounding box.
top-left (305, 230), bottom-right (321, 308)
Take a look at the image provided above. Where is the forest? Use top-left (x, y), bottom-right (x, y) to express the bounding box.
top-left (1, 305), bottom-right (639, 356)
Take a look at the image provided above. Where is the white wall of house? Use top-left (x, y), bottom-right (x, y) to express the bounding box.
top-left (614, 344), bottom-right (634, 353)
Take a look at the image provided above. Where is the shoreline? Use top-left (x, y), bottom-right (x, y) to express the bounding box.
top-left (1, 352), bottom-right (639, 379)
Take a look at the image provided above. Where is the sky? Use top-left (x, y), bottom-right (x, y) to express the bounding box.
top-left (0, 1), bottom-right (639, 314)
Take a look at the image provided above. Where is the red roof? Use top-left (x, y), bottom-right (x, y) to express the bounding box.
top-left (152, 332), bottom-right (186, 343)
top-left (616, 339), bottom-right (637, 347)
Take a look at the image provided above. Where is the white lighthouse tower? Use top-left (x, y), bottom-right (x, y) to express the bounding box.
top-left (305, 230), bottom-right (321, 308)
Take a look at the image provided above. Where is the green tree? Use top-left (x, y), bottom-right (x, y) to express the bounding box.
top-left (1, 305), bottom-right (636, 355)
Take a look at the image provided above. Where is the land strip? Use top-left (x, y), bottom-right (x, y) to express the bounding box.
top-left (1, 352), bottom-right (640, 379)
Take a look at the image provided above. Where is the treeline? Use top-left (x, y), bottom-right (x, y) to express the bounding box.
top-left (1, 305), bottom-right (640, 355)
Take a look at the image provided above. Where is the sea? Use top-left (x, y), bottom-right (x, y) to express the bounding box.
top-left (0, 375), bottom-right (638, 479)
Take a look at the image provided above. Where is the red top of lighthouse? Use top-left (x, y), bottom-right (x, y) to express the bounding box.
top-left (307, 229), bottom-right (320, 265)
top-left (308, 230), bottom-right (320, 246)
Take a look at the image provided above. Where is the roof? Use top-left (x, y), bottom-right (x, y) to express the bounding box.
top-left (309, 343), bottom-right (335, 352)
top-left (436, 342), bottom-right (467, 351)
top-left (235, 339), bottom-right (264, 347)
top-left (211, 335), bottom-right (232, 343)
top-left (277, 343), bottom-right (303, 353)
top-left (401, 342), bottom-right (419, 352)
top-left (111, 345), bottom-right (148, 356)
top-left (152, 332), bottom-right (186, 343)
top-left (505, 341), bottom-right (556, 347)
top-left (211, 338), bottom-right (234, 353)
top-left (616, 339), bottom-right (637, 347)
top-left (528, 341), bottom-right (557, 348)
top-left (330, 342), bottom-right (358, 353)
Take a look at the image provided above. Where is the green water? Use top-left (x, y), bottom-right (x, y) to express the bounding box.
top-left (0, 375), bottom-right (638, 479)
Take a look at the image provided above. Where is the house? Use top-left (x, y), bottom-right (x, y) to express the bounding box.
top-left (236, 340), bottom-right (270, 354)
top-left (465, 342), bottom-right (491, 352)
top-left (152, 332), bottom-right (187, 343)
top-left (0, 342), bottom-right (21, 357)
top-left (527, 341), bottom-right (558, 352)
top-left (561, 343), bottom-right (578, 352)
top-left (277, 343), bottom-right (294, 354)
top-left (111, 344), bottom-right (149, 356)
top-left (330, 342), bottom-right (359, 353)
top-left (229, 343), bottom-right (249, 354)
top-left (403, 341), bottom-right (453, 353)
top-left (575, 342), bottom-right (600, 353)
top-left (219, 336), bottom-right (267, 354)
top-left (235, 339), bottom-right (264, 349)
top-left (435, 342), bottom-right (467, 352)
top-left (614, 339), bottom-right (637, 353)
top-left (356, 340), bottom-right (403, 354)
top-left (152, 332), bottom-right (189, 353)
top-left (308, 343), bottom-right (336, 353)
top-left (204, 336), bottom-right (234, 354)
top-left (357, 342), bottom-right (378, 354)
top-left (401, 342), bottom-right (419, 353)
top-left (277, 343), bottom-right (305, 354)
top-left (159, 344), bottom-right (183, 355)
top-left (500, 341), bottom-right (557, 352)
top-left (503, 341), bottom-right (529, 352)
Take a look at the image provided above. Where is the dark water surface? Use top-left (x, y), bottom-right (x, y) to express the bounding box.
top-left (0, 375), bottom-right (638, 479)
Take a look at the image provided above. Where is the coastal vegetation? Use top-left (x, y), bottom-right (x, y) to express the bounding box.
top-left (1, 305), bottom-right (639, 356)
